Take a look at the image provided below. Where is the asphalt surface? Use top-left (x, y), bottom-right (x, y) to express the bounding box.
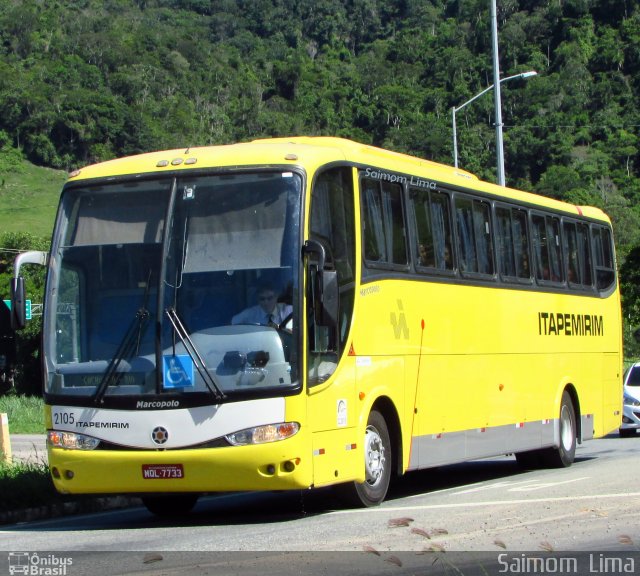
top-left (6, 434), bottom-right (47, 464)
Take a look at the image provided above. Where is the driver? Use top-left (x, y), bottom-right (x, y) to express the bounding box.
top-left (231, 284), bottom-right (292, 327)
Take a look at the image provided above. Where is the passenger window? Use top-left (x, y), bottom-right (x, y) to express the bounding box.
top-left (412, 188), bottom-right (453, 272)
top-left (532, 214), bottom-right (563, 283)
top-left (577, 223), bottom-right (593, 286)
top-left (496, 206), bottom-right (531, 282)
top-left (361, 177), bottom-right (408, 267)
top-left (563, 221), bottom-right (581, 286)
top-left (592, 225), bottom-right (615, 291)
top-left (455, 196), bottom-right (494, 276)
top-left (564, 219), bottom-right (594, 289)
top-left (513, 209), bottom-right (531, 280)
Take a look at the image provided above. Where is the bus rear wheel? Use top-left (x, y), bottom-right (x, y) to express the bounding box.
top-left (337, 410), bottom-right (391, 507)
top-left (142, 493), bottom-right (199, 517)
top-left (516, 391), bottom-right (577, 469)
top-left (541, 391), bottom-right (577, 468)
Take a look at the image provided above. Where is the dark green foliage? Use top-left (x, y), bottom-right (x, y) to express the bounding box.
top-left (0, 232), bottom-right (49, 395)
top-left (0, 461), bottom-right (56, 513)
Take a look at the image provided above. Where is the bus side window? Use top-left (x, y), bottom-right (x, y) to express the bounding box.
top-left (592, 225), bottom-right (615, 291)
top-left (361, 177), bottom-right (407, 267)
top-left (496, 205), bottom-right (530, 282)
top-left (309, 167), bottom-right (356, 383)
top-left (455, 196), bottom-right (493, 276)
top-left (412, 188), bottom-right (453, 272)
top-left (455, 197), bottom-right (475, 273)
top-left (577, 223), bottom-right (593, 286)
top-left (563, 221), bottom-right (580, 286)
top-left (548, 216), bottom-right (563, 282)
top-left (496, 206), bottom-right (516, 278)
top-left (533, 214), bottom-right (563, 283)
top-left (513, 209), bottom-right (531, 280)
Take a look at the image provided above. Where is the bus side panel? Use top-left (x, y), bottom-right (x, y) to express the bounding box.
top-left (600, 351), bottom-right (623, 437)
top-left (311, 428), bottom-right (363, 487)
top-left (307, 356), bottom-right (360, 486)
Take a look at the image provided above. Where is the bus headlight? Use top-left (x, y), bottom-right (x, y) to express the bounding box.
top-left (225, 422), bottom-right (300, 446)
top-left (48, 431), bottom-right (100, 450)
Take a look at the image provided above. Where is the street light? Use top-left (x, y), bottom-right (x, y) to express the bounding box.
top-left (451, 70), bottom-right (537, 178)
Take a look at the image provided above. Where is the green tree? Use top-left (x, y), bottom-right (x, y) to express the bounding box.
top-left (0, 232), bottom-right (49, 395)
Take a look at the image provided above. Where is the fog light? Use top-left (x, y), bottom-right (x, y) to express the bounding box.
top-left (51, 467), bottom-right (60, 479)
top-left (283, 461), bottom-right (295, 472)
top-left (64, 470), bottom-right (74, 480)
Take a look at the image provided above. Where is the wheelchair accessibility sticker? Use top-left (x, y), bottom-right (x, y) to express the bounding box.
top-left (163, 355), bottom-right (195, 388)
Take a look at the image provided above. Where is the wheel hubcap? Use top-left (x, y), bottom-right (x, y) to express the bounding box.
top-left (364, 425), bottom-right (385, 486)
top-left (560, 405), bottom-right (574, 450)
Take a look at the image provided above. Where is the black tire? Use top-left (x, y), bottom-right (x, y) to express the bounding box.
top-left (619, 428), bottom-right (637, 438)
top-left (142, 494), bottom-right (199, 517)
top-left (336, 410), bottom-right (392, 507)
top-left (541, 390), bottom-right (577, 468)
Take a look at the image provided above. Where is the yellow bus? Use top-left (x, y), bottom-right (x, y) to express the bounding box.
top-left (11, 137), bottom-right (622, 514)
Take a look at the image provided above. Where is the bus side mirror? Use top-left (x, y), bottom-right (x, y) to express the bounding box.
top-left (9, 250), bottom-right (49, 331)
top-left (11, 276), bottom-right (26, 330)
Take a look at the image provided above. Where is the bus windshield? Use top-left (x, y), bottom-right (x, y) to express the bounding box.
top-left (44, 171), bottom-right (302, 407)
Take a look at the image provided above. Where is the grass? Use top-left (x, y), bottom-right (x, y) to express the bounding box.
top-left (0, 394), bottom-right (45, 433)
top-left (0, 159), bottom-right (66, 238)
top-left (0, 395), bottom-right (52, 515)
top-left (0, 459), bottom-right (59, 513)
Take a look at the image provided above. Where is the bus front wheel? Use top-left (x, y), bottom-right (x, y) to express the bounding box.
top-left (337, 410), bottom-right (391, 507)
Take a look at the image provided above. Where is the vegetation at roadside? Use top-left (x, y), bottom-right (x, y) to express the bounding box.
top-left (0, 149), bottom-right (65, 238)
top-left (0, 396), bottom-right (70, 517)
top-left (0, 394), bottom-right (44, 434)
top-left (0, 397), bottom-right (57, 516)
top-left (0, 460), bottom-right (58, 514)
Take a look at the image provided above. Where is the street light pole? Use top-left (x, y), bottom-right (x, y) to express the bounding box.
top-left (451, 0), bottom-right (536, 186)
top-left (491, 0), bottom-right (505, 186)
top-left (451, 70), bottom-right (536, 178)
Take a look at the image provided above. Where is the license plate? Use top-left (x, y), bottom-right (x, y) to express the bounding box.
top-left (142, 464), bottom-right (184, 479)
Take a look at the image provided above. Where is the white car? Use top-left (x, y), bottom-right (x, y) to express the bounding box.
top-left (620, 362), bottom-right (640, 437)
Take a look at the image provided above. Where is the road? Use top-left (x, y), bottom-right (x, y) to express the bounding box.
top-left (1, 435), bottom-right (639, 574)
top-left (8, 434), bottom-right (47, 464)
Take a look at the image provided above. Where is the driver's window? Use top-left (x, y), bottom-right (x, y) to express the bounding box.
top-left (308, 167), bottom-right (355, 385)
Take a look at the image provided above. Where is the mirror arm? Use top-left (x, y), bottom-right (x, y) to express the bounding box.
top-left (13, 250), bottom-right (49, 278)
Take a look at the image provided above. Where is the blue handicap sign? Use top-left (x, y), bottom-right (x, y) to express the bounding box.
top-left (163, 354), bottom-right (195, 388)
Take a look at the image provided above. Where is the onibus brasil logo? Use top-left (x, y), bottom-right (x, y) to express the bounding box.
top-left (7, 553), bottom-right (72, 575)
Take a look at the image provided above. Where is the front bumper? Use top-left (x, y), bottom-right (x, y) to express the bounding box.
top-left (48, 436), bottom-right (311, 495)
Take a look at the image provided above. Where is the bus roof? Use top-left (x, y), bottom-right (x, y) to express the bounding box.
top-left (68, 136), bottom-right (610, 223)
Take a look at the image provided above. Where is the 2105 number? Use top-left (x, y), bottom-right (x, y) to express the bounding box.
top-left (53, 411), bottom-right (75, 425)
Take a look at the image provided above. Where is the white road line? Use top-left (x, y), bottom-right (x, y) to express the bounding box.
top-left (331, 491), bottom-right (640, 515)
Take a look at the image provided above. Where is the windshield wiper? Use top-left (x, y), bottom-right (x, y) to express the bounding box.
top-left (165, 307), bottom-right (226, 402)
top-left (93, 307), bottom-right (150, 405)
